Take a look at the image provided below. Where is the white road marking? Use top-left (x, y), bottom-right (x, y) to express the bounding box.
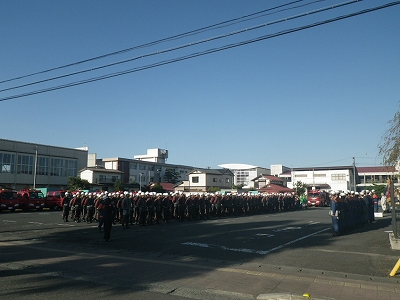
top-left (255, 233), bottom-right (275, 237)
top-left (307, 221), bottom-right (320, 226)
top-left (272, 226), bottom-right (301, 232)
top-left (56, 223), bottom-right (76, 227)
top-left (183, 228), bottom-right (330, 255)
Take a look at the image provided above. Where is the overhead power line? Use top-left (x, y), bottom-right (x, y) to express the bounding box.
top-left (0, 0), bottom-right (359, 94)
top-left (0, 1), bottom-right (398, 102)
top-left (0, 0), bottom-right (314, 85)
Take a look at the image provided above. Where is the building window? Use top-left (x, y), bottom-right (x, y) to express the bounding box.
top-left (295, 174), bottom-right (307, 178)
top-left (99, 175), bottom-right (107, 182)
top-left (129, 175), bottom-right (137, 183)
top-left (139, 164), bottom-right (146, 170)
top-left (0, 152), bottom-right (15, 173)
top-left (111, 176), bottom-right (119, 183)
top-left (226, 178), bottom-right (230, 183)
top-left (51, 158), bottom-right (63, 176)
top-left (17, 154), bottom-right (34, 174)
top-left (129, 163), bottom-right (137, 170)
top-left (331, 174), bottom-right (346, 181)
top-left (37, 156), bottom-right (49, 175)
top-left (192, 176), bottom-right (199, 183)
top-left (64, 159), bottom-right (77, 177)
top-left (213, 178), bottom-right (217, 182)
top-left (314, 174), bottom-right (326, 177)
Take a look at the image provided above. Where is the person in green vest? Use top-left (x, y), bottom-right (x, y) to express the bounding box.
top-left (299, 194), bottom-right (308, 209)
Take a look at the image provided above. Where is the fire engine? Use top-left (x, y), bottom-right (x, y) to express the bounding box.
top-left (0, 189), bottom-right (21, 212)
top-left (45, 190), bottom-right (66, 210)
top-left (307, 189), bottom-right (329, 207)
top-left (17, 188), bottom-right (45, 211)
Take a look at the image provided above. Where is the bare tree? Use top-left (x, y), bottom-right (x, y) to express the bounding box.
top-left (378, 107), bottom-right (400, 167)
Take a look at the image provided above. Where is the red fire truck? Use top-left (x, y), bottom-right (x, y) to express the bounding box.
top-left (45, 190), bottom-right (66, 210)
top-left (17, 188), bottom-right (46, 211)
top-left (307, 189), bottom-right (329, 207)
top-left (0, 189), bottom-right (21, 212)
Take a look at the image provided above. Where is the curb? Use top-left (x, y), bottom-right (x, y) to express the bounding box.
top-left (257, 293), bottom-right (336, 300)
top-left (389, 232), bottom-right (400, 250)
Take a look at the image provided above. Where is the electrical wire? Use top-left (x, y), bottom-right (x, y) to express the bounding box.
top-left (0, 0), bottom-right (314, 85)
top-left (0, 1), bottom-right (398, 102)
top-left (0, 0), bottom-right (360, 94)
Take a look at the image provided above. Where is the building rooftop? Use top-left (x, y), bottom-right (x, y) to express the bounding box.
top-left (190, 168), bottom-right (234, 176)
top-left (218, 163), bottom-right (261, 170)
top-left (79, 167), bottom-right (123, 174)
top-left (357, 166), bottom-right (397, 173)
top-left (258, 183), bottom-right (294, 194)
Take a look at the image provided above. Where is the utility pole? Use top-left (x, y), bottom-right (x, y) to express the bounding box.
top-left (353, 157), bottom-right (356, 192)
top-left (139, 173), bottom-right (144, 192)
top-left (33, 146), bottom-right (38, 189)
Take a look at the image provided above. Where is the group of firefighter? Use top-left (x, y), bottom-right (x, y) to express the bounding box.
top-left (60, 189), bottom-right (383, 239)
top-left (61, 191), bottom-right (303, 227)
top-left (329, 190), bottom-right (378, 236)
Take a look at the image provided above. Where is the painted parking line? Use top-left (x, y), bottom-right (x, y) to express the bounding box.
top-left (183, 228), bottom-right (330, 255)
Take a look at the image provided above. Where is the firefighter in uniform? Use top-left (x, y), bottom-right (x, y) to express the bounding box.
top-left (61, 192), bottom-right (71, 222)
top-left (121, 192), bottom-right (131, 229)
top-left (85, 193), bottom-right (95, 223)
top-left (161, 193), bottom-right (171, 223)
top-left (330, 191), bottom-right (340, 236)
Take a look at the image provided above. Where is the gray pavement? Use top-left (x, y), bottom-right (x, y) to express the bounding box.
top-left (1, 238), bottom-right (399, 300)
top-left (1, 209), bottom-right (400, 300)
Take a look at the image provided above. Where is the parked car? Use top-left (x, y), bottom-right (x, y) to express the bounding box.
top-left (45, 190), bottom-right (66, 210)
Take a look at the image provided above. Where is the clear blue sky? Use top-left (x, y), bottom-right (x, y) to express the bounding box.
top-left (1, 0), bottom-right (399, 169)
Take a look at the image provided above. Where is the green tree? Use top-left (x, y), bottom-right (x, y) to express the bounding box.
top-left (163, 168), bottom-right (181, 184)
top-left (233, 184), bottom-right (245, 189)
top-left (378, 107), bottom-right (400, 167)
top-left (114, 179), bottom-right (123, 192)
top-left (369, 184), bottom-right (386, 196)
top-left (207, 186), bottom-right (220, 193)
top-left (151, 182), bottom-right (165, 193)
top-left (293, 180), bottom-right (307, 195)
top-left (67, 176), bottom-right (91, 191)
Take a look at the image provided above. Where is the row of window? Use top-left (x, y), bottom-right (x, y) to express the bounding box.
top-left (294, 173), bottom-right (347, 181)
top-left (0, 152), bottom-right (77, 177)
top-left (191, 176), bottom-right (231, 184)
top-left (360, 175), bottom-right (392, 184)
top-left (97, 175), bottom-right (120, 183)
top-left (129, 163), bottom-right (158, 171)
top-left (129, 163), bottom-right (189, 174)
top-left (128, 175), bottom-right (149, 183)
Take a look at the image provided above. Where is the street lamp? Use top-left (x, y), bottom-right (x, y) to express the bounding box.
top-left (139, 173), bottom-right (144, 191)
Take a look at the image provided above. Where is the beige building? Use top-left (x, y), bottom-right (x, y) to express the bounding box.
top-left (218, 163), bottom-right (270, 188)
top-left (79, 167), bottom-right (123, 192)
top-left (175, 168), bottom-right (234, 192)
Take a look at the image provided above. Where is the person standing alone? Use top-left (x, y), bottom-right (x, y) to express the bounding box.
top-left (103, 196), bottom-right (113, 242)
